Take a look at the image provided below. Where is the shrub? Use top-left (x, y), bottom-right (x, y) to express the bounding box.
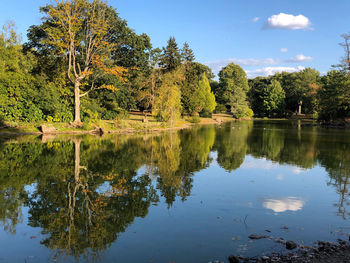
top-left (188, 116), bottom-right (201, 123)
top-left (199, 110), bottom-right (212, 118)
top-left (215, 103), bottom-right (227, 113)
top-left (83, 109), bottom-right (99, 123)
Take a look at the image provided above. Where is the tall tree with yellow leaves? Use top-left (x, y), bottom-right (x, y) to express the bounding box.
top-left (43, 0), bottom-right (127, 124)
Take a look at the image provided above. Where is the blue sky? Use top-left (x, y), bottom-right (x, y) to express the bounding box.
top-left (1, 0), bottom-right (350, 78)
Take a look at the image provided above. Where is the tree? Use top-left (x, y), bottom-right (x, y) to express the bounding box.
top-left (273, 68), bottom-right (320, 114)
top-left (181, 42), bottom-right (195, 63)
top-left (191, 74), bottom-right (216, 114)
top-left (308, 82), bottom-right (322, 117)
top-left (333, 34), bottom-right (350, 74)
top-left (0, 22), bottom-right (43, 122)
top-left (41, 0), bottom-right (127, 124)
top-left (153, 69), bottom-right (184, 126)
top-left (182, 62), bottom-right (215, 115)
top-left (135, 48), bottom-right (162, 112)
top-left (319, 70), bottom-right (350, 121)
top-left (159, 37), bottom-right (182, 72)
top-left (214, 121), bottom-right (252, 172)
top-left (25, 4), bottom-right (152, 120)
top-left (262, 80), bottom-right (285, 117)
top-left (217, 63), bottom-right (253, 118)
top-left (248, 77), bottom-right (270, 116)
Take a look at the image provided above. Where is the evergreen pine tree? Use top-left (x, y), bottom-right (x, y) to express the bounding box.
top-left (160, 37), bottom-right (182, 72)
top-left (181, 42), bottom-right (195, 63)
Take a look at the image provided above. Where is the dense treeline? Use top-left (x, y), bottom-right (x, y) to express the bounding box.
top-left (0, 0), bottom-right (349, 126)
top-left (246, 33), bottom-right (350, 121)
top-left (248, 67), bottom-right (350, 121)
top-left (0, 0), bottom-right (217, 126)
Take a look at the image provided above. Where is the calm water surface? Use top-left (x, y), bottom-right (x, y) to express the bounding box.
top-left (0, 120), bottom-right (350, 262)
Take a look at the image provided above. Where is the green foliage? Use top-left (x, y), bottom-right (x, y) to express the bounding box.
top-left (248, 68), bottom-right (323, 118)
top-left (1, 3), bottom-right (349, 126)
top-left (248, 77), bottom-right (269, 116)
top-left (159, 37), bottom-right (182, 72)
top-left (0, 114), bottom-right (4, 127)
top-left (181, 42), bottom-right (195, 63)
top-left (182, 62), bottom-right (215, 115)
top-left (318, 70), bottom-right (350, 120)
top-left (191, 74), bottom-right (216, 114)
top-left (272, 68), bottom-right (320, 114)
top-left (22, 0), bottom-right (152, 124)
top-left (217, 63), bottom-right (252, 118)
top-left (0, 21), bottom-right (75, 123)
top-left (214, 121), bottom-right (253, 171)
top-left (114, 108), bottom-right (130, 122)
top-left (214, 103), bottom-right (227, 113)
top-left (199, 111), bottom-right (213, 118)
top-left (83, 109), bottom-right (99, 123)
top-left (199, 74), bottom-right (216, 113)
top-left (262, 80), bottom-right (285, 117)
top-left (153, 69), bottom-right (183, 126)
top-left (0, 23), bottom-right (46, 122)
top-left (188, 116), bottom-right (201, 123)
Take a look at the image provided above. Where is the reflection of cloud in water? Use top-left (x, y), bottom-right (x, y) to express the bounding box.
top-left (276, 174), bottom-right (284, 180)
top-left (241, 158), bottom-right (276, 170)
top-left (241, 157), bottom-right (309, 174)
top-left (262, 197), bottom-right (304, 213)
top-left (291, 167), bottom-right (305, 174)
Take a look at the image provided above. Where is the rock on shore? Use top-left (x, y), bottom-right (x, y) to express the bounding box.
top-left (228, 239), bottom-right (350, 263)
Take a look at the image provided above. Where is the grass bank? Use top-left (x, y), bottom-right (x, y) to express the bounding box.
top-left (0, 112), bottom-right (234, 136)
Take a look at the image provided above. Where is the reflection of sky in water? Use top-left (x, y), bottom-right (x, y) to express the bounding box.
top-left (1, 122), bottom-right (350, 263)
top-left (24, 183), bottom-right (37, 197)
top-left (241, 156), bottom-right (309, 174)
top-left (262, 197), bottom-right (304, 213)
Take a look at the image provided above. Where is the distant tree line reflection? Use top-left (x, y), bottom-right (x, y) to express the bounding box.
top-left (0, 121), bottom-right (349, 259)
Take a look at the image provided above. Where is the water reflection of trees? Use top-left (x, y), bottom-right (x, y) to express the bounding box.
top-left (152, 127), bottom-right (216, 206)
top-left (25, 137), bottom-right (159, 260)
top-left (0, 126), bottom-right (217, 260)
top-left (317, 134), bottom-right (350, 219)
top-left (214, 121), bottom-right (252, 172)
top-left (246, 121), bottom-right (318, 169)
top-left (0, 122), bottom-right (350, 260)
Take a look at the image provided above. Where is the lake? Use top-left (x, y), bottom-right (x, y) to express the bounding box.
top-left (0, 120), bottom-right (350, 263)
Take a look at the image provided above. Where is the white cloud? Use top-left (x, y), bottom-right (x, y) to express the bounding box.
top-left (233, 58), bottom-right (279, 66)
top-left (265, 13), bottom-right (312, 30)
top-left (205, 53), bottom-right (312, 75)
top-left (252, 17), bottom-right (260, 23)
top-left (280, 48), bottom-right (288, 53)
top-left (245, 66), bottom-right (305, 78)
top-left (205, 58), bottom-right (278, 73)
top-left (286, 54), bottom-right (313, 62)
top-left (262, 197), bottom-right (304, 213)
top-left (205, 54), bottom-right (312, 72)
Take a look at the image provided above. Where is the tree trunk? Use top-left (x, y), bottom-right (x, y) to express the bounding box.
top-left (74, 138), bottom-right (81, 183)
top-left (151, 75), bottom-right (155, 113)
top-left (74, 81), bottom-right (81, 124)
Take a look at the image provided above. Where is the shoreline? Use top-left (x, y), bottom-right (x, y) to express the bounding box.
top-left (1, 115), bottom-right (349, 138)
top-left (0, 113), bottom-right (235, 137)
top-left (227, 237), bottom-right (350, 263)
